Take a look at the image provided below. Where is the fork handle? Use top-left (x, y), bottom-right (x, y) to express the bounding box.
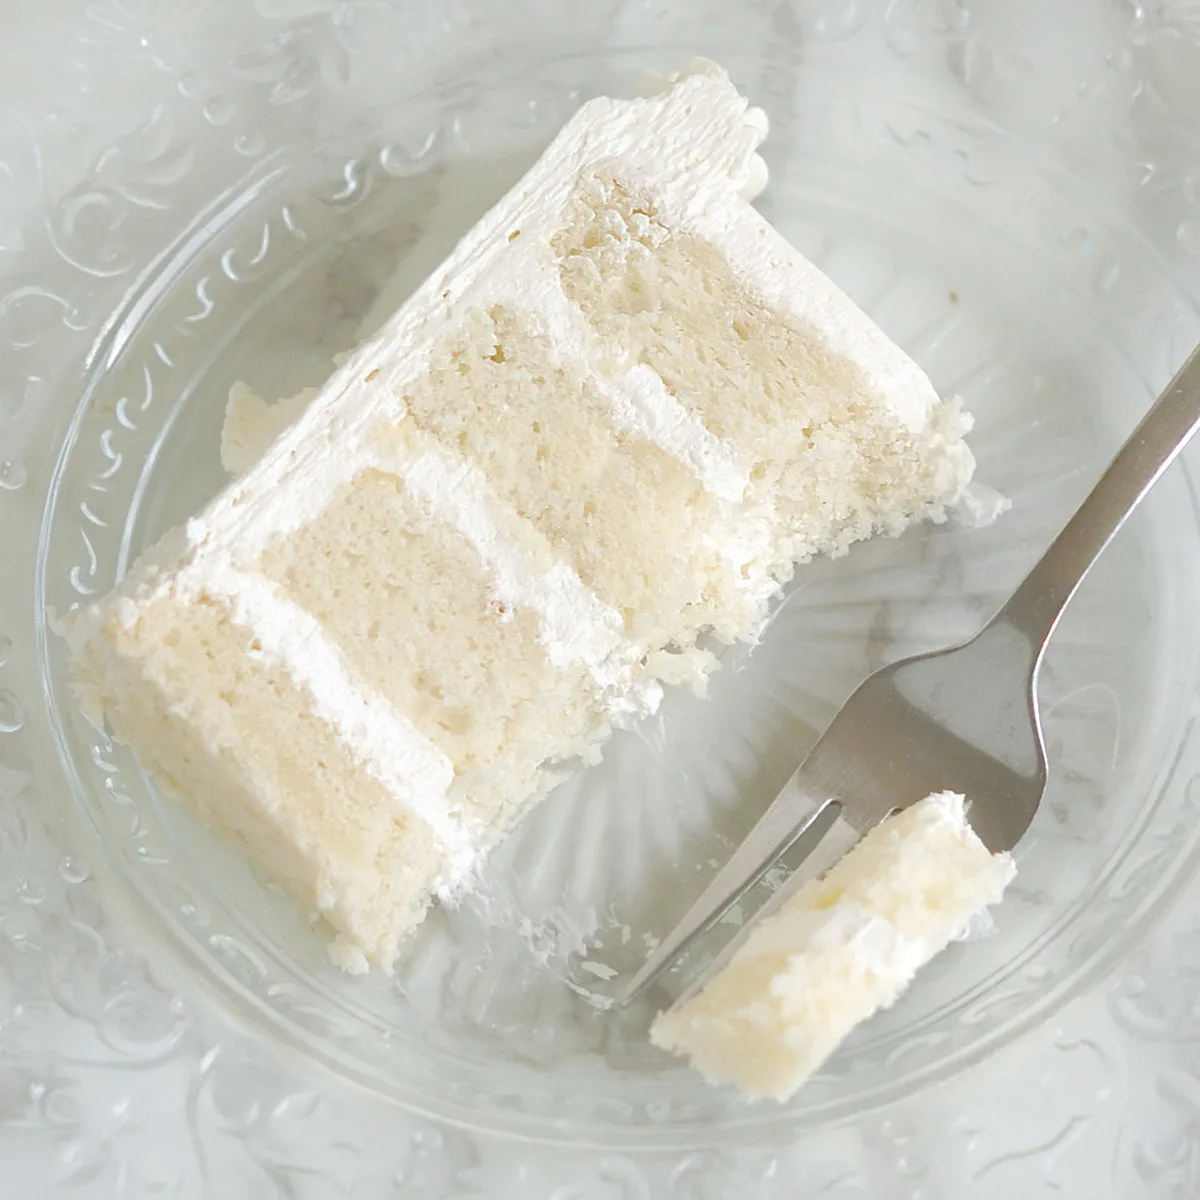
top-left (1001, 345), bottom-right (1200, 651)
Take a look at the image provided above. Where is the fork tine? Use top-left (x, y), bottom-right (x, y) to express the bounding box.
top-left (664, 806), bottom-right (865, 1011)
top-left (617, 783), bottom-right (841, 1006)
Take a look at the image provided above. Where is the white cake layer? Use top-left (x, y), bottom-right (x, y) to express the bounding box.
top-left (650, 793), bottom-right (1015, 1101)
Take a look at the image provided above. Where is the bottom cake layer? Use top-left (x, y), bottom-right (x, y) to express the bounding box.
top-left (71, 593), bottom-right (478, 973)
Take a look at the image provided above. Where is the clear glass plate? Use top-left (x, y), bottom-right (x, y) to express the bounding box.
top-left (30, 47), bottom-right (1200, 1149)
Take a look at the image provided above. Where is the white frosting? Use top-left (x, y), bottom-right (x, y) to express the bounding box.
top-left (221, 382), bottom-right (316, 476)
top-left (376, 443), bottom-right (633, 684)
top-left (600, 364), bottom-right (748, 505)
top-left (954, 479), bottom-right (1012, 529)
top-left (193, 563), bottom-right (477, 884)
top-left (738, 106), bottom-right (770, 201)
top-left (734, 792), bottom-right (1008, 982)
top-left (748, 899), bottom-right (932, 986)
top-left (508, 265), bottom-right (754, 507)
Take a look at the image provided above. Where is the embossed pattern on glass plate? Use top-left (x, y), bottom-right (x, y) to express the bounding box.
top-left (27, 42), bottom-right (1200, 1149)
top-left (9, 0), bottom-right (1200, 1193)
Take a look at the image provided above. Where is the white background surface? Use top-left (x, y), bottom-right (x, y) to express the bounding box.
top-left (5, 1), bottom-right (1200, 1195)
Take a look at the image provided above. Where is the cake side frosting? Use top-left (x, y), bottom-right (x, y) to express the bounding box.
top-left (649, 793), bottom-right (1015, 1101)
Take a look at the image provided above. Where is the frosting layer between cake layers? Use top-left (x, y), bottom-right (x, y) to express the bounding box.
top-left (65, 61), bottom-right (975, 972)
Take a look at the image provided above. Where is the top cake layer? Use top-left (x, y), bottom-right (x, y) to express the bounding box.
top-left (65, 61), bottom-right (975, 971)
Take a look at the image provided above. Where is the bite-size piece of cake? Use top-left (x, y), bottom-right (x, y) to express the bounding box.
top-left (650, 793), bottom-right (1015, 1101)
top-left (63, 62), bottom-right (974, 973)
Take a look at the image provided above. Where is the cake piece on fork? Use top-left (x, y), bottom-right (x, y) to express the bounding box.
top-left (62, 61), bottom-right (974, 974)
top-left (650, 793), bottom-right (1015, 1101)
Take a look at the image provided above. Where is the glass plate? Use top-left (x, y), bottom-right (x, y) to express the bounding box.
top-left (27, 43), bottom-right (1200, 1150)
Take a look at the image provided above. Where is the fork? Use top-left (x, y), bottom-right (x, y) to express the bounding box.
top-left (620, 344), bottom-right (1200, 1010)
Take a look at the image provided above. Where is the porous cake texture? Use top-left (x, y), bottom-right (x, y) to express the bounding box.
top-left (64, 61), bottom-right (974, 973)
top-left (650, 793), bottom-right (1015, 1101)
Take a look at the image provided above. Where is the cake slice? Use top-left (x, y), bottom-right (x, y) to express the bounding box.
top-left (649, 793), bottom-right (1015, 1100)
top-left (63, 61), bottom-right (974, 973)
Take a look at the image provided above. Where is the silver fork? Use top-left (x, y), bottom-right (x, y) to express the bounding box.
top-left (620, 344), bottom-right (1200, 1010)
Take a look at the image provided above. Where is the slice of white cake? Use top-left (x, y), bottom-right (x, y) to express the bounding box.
top-left (63, 61), bottom-right (975, 973)
top-left (650, 793), bottom-right (1015, 1101)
